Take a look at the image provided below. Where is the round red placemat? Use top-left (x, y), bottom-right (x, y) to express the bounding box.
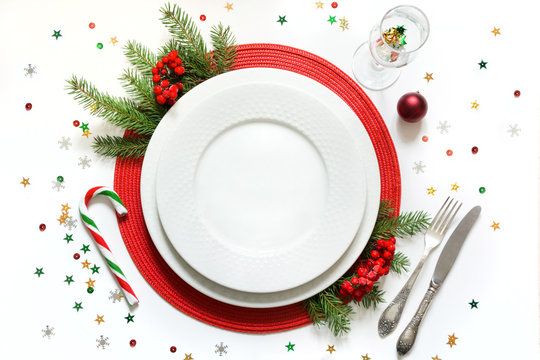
top-left (114, 43), bottom-right (401, 333)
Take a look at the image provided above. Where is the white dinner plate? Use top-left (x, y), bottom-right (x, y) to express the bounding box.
top-left (155, 80), bottom-right (367, 293)
top-left (141, 68), bottom-right (380, 307)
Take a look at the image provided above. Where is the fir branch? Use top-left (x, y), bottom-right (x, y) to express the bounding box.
top-left (118, 68), bottom-right (166, 121)
top-left (159, 3), bottom-right (212, 78)
top-left (65, 76), bottom-right (157, 136)
top-left (123, 40), bottom-right (158, 78)
top-left (359, 286), bottom-right (385, 310)
top-left (390, 251), bottom-right (410, 275)
top-left (158, 38), bottom-right (206, 92)
top-left (371, 209), bottom-right (431, 241)
top-left (92, 135), bottom-right (150, 158)
top-left (304, 285), bottom-right (353, 336)
top-left (210, 23), bottom-right (237, 73)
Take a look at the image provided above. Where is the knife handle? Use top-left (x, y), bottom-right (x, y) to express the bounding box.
top-left (396, 281), bottom-right (440, 356)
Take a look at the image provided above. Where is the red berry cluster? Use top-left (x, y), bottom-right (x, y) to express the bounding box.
top-left (151, 50), bottom-right (185, 106)
top-left (339, 237), bottom-right (396, 303)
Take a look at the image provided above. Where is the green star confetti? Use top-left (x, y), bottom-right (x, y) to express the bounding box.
top-left (80, 244), bottom-right (91, 254)
top-left (73, 302), bottom-right (83, 312)
top-left (125, 313), bottom-right (135, 323)
top-left (52, 30), bottom-right (62, 40)
top-left (63, 234), bottom-right (74, 244)
top-left (277, 15), bottom-right (287, 25)
top-left (34, 267), bottom-right (44, 277)
top-left (469, 299), bottom-right (479, 309)
top-left (64, 275), bottom-right (75, 285)
top-left (478, 60), bottom-right (488, 69)
top-left (79, 122), bottom-right (89, 131)
top-left (90, 264), bottom-right (100, 274)
top-left (285, 341), bottom-right (295, 351)
top-left (328, 15), bottom-right (337, 25)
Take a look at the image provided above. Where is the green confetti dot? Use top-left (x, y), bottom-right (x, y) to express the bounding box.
top-left (97, 42), bottom-right (103, 49)
top-left (479, 187), bottom-right (486, 194)
top-left (87, 286), bottom-right (94, 294)
top-left (57, 176), bottom-right (64, 182)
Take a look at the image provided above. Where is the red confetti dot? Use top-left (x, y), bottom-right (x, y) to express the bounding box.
top-left (89, 22), bottom-right (95, 29)
top-left (73, 120), bottom-right (80, 127)
top-left (472, 146), bottom-right (478, 154)
top-left (25, 103), bottom-right (32, 111)
top-left (130, 339), bottom-right (137, 347)
top-left (422, 135), bottom-right (429, 142)
top-left (200, 14), bottom-right (206, 21)
top-left (170, 346), bottom-right (177, 353)
top-left (514, 90), bottom-right (520, 98)
top-left (446, 149), bottom-right (453, 156)
top-left (73, 253), bottom-right (80, 260)
top-left (331, 2), bottom-right (338, 8)
top-left (39, 224), bottom-right (46, 231)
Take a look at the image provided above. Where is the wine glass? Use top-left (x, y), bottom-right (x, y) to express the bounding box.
top-left (352, 5), bottom-right (429, 90)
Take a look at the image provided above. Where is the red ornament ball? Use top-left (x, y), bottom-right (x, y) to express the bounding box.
top-left (39, 223), bottom-right (46, 231)
top-left (397, 92), bottom-right (428, 122)
top-left (331, 2), bottom-right (338, 8)
top-left (446, 149), bottom-right (453, 156)
top-left (200, 14), bottom-right (206, 21)
top-left (170, 346), bottom-right (177, 353)
top-left (514, 90), bottom-right (520, 98)
top-left (73, 120), bottom-right (80, 127)
top-left (472, 146), bottom-right (478, 154)
top-left (89, 22), bottom-right (95, 29)
top-left (25, 103), bottom-right (32, 111)
top-left (130, 339), bottom-right (137, 347)
top-left (73, 253), bottom-right (80, 260)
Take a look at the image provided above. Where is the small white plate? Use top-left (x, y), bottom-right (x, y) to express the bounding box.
top-left (141, 68), bottom-right (380, 307)
top-left (155, 80), bottom-right (367, 293)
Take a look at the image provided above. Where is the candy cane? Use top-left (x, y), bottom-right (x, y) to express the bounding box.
top-left (79, 186), bottom-right (139, 305)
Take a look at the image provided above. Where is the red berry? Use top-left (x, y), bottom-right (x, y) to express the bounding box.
top-left (156, 95), bottom-right (166, 105)
top-left (383, 266), bottom-right (390, 275)
top-left (168, 62), bottom-right (176, 69)
top-left (174, 66), bottom-right (185, 75)
top-left (161, 68), bottom-right (167, 75)
top-left (389, 237), bottom-right (396, 244)
top-left (170, 91), bottom-right (178, 100)
top-left (162, 91), bottom-right (170, 99)
top-left (153, 86), bottom-right (163, 95)
top-left (351, 277), bottom-right (359, 286)
top-left (169, 50), bottom-right (178, 59)
top-left (152, 75), bottom-right (161, 83)
top-left (161, 80), bottom-right (170, 87)
top-left (156, 61), bottom-right (164, 68)
top-left (387, 243), bottom-right (395, 252)
top-left (370, 250), bottom-right (380, 259)
top-left (130, 339), bottom-right (136, 347)
top-left (373, 265), bottom-right (382, 274)
top-left (73, 120), bottom-right (80, 127)
top-left (342, 280), bottom-right (352, 288)
top-left (39, 223), bottom-right (46, 231)
top-left (383, 251), bottom-right (393, 260)
top-left (377, 239), bottom-right (385, 248)
top-left (375, 258), bottom-right (386, 266)
top-left (152, 67), bottom-right (158, 75)
top-left (25, 103), bottom-right (32, 111)
top-left (167, 98), bottom-right (176, 106)
top-left (73, 253), bottom-right (80, 260)
top-left (162, 56), bottom-right (169, 64)
top-left (367, 271), bottom-right (378, 281)
top-left (358, 277), bottom-right (367, 286)
top-left (357, 267), bottom-right (368, 277)
top-left (353, 288), bottom-right (363, 297)
top-left (176, 82), bottom-right (184, 91)
top-left (169, 85), bottom-right (178, 92)
top-left (170, 346), bottom-right (177, 353)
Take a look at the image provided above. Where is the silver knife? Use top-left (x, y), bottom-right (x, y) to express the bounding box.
top-left (396, 205), bottom-right (481, 356)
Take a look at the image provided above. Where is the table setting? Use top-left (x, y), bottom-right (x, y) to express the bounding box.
top-left (2, 0), bottom-right (539, 358)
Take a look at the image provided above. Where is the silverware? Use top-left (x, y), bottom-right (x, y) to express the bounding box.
top-left (396, 205), bottom-right (481, 355)
top-left (378, 197), bottom-right (461, 337)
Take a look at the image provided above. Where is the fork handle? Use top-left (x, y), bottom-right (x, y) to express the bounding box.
top-left (378, 252), bottom-right (428, 337)
top-left (396, 281), bottom-right (440, 356)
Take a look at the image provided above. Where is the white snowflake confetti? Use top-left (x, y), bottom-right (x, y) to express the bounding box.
top-left (437, 121), bottom-right (451, 134)
top-left (412, 161), bottom-right (426, 174)
top-left (42, 325), bottom-right (55, 339)
top-left (63, 216), bottom-right (78, 230)
top-left (215, 342), bottom-right (228, 356)
top-left (24, 64), bottom-right (37, 78)
top-left (507, 124), bottom-right (521, 137)
top-left (96, 335), bottom-right (110, 349)
top-left (108, 289), bottom-right (124, 303)
top-left (58, 136), bottom-right (72, 150)
top-left (51, 180), bottom-right (65, 192)
top-left (78, 155), bottom-right (92, 169)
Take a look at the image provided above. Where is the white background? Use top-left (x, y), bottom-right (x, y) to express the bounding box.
top-left (1, 0), bottom-right (539, 358)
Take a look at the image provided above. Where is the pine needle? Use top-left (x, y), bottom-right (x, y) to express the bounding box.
top-left (210, 23), bottom-right (237, 73)
top-left (304, 285), bottom-right (353, 336)
top-left (123, 40), bottom-right (159, 78)
top-left (92, 135), bottom-right (150, 158)
top-left (390, 251), bottom-right (410, 275)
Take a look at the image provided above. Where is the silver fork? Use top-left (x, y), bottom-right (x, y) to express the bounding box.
top-left (378, 197), bottom-right (461, 337)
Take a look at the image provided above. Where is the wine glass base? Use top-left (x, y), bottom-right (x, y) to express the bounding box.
top-left (352, 42), bottom-right (401, 91)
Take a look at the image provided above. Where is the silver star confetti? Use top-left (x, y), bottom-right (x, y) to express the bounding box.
top-left (58, 136), bottom-right (72, 150)
top-left (42, 325), bottom-right (55, 339)
top-left (437, 121), bottom-right (450, 134)
top-left (108, 289), bottom-right (124, 303)
top-left (24, 64), bottom-right (37, 78)
top-left (507, 124), bottom-right (521, 137)
top-left (63, 217), bottom-right (78, 231)
top-left (412, 161), bottom-right (426, 174)
top-left (215, 342), bottom-right (228, 356)
top-left (51, 180), bottom-right (65, 192)
top-left (78, 155), bottom-right (92, 169)
top-left (96, 335), bottom-right (110, 349)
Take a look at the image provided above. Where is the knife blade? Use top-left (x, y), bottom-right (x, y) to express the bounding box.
top-left (396, 205), bottom-right (481, 356)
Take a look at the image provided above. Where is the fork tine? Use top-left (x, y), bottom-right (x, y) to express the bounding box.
top-left (432, 198), bottom-right (453, 233)
top-left (439, 201), bottom-right (462, 235)
top-left (429, 196), bottom-right (450, 230)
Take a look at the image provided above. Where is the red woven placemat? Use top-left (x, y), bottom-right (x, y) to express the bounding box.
top-left (114, 43), bottom-right (401, 333)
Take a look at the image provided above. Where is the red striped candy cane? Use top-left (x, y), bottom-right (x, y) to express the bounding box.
top-left (79, 186), bottom-right (139, 305)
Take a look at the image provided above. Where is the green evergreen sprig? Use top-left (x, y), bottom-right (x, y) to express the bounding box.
top-left (303, 200), bottom-right (430, 336)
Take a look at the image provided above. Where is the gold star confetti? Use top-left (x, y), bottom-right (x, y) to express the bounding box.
top-left (110, 36), bottom-right (118, 45)
top-left (447, 333), bottom-right (458, 347)
top-left (61, 203), bottom-right (71, 213)
top-left (432, 356), bottom-right (442, 360)
top-left (326, 345), bottom-right (336, 354)
top-left (424, 72), bottom-right (434, 82)
top-left (450, 183), bottom-right (459, 191)
top-left (95, 314), bottom-right (105, 325)
top-left (491, 27), bottom-right (501, 36)
top-left (81, 259), bottom-right (91, 269)
top-left (471, 100), bottom-right (479, 109)
top-left (20, 177), bottom-right (31, 187)
top-left (86, 278), bottom-right (96, 288)
top-left (427, 187), bottom-right (436, 195)
top-left (490, 221), bottom-right (500, 231)
top-left (224, 2), bottom-right (233, 11)
top-left (338, 17), bottom-right (349, 31)
top-left (362, 354), bottom-right (371, 360)
top-left (57, 214), bottom-right (68, 225)
top-left (82, 129), bottom-right (92, 138)
top-left (184, 354), bottom-right (193, 360)
top-left (315, 1), bottom-right (324, 8)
